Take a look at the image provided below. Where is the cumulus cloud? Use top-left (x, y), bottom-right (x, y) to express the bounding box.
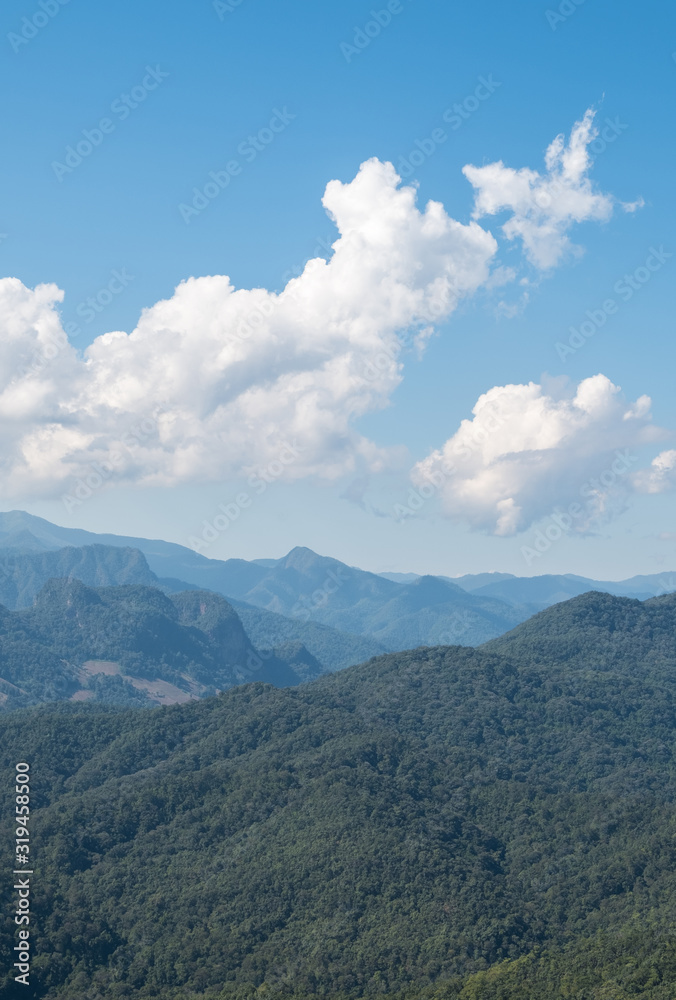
top-left (632, 450), bottom-right (676, 494)
top-left (412, 374), bottom-right (667, 535)
top-left (463, 109), bottom-right (631, 269)
top-left (0, 123), bottom-right (624, 500)
top-left (0, 158), bottom-right (499, 499)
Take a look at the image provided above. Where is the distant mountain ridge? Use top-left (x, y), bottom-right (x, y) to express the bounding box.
top-left (424, 569), bottom-right (673, 606)
top-left (0, 537), bottom-right (387, 675)
top-left (1, 510), bottom-right (674, 653)
top-left (0, 514), bottom-right (529, 646)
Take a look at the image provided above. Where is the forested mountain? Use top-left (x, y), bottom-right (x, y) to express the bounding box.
top-left (230, 599), bottom-right (388, 672)
top-left (0, 544), bottom-right (158, 609)
top-left (0, 526), bottom-right (530, 649)
top-left (0, 580), bottom-right (321, 709)
top-left (222, 549), bottom-right (526, 646)
top-left (0, 542), bottom-right (390, 677)
top-left (2, 589), bottom-right (676, 998)
top-left (483, 589), bottom-right (676, 671)
top-left (354, 574), bottom-right (525, 647)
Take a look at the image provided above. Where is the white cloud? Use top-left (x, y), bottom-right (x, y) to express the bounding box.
top-left (633, 450), bottom-right (676, 494)
top-left (412, 374), bottom-right (667, 535)
top-left (463, 109), bottom-right (632, 269)
top-left (0, 124), bottom-right (626, 501)
top-left (0, 159), bottom-right (498, 499)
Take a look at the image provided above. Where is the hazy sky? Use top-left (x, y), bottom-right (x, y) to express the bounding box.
top-left (1, 0), bottom-right (674, 579)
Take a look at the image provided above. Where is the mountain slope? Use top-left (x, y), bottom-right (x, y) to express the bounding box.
top-left (0, 510), bottom-right (279, 596)
top-left (482, 589), bottom-right (676, 673)
top-left (0, 515), bottom-right (525, 646)
top-left (1, 591), bottom-right (676, 997)
top-left (0, 538), bottom-right (386, 677)
top-left (230, 598), bottom-right (388, 671)
top-left (361, 574), bottom-right (527, 647)
top-left (0, 580), bottom-right (316, 709)
top-left (3, 510), bottom-right (675, 646)
top-left (208, 547), bottom-right (527, 646)
top-left (0, 543), bottom-right (158, 609)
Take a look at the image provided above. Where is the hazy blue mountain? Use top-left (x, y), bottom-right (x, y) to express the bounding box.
top-left (0, 509), bottom-right (260, 595)
top-left (451, 571), bottom-right (519, 590)
top-left (230, 599), bottom-right (388, 671)
top-left (612, 570), bottom-right (676, 596)
top-left (1, 511), bottom-right (674, 649)
top-left (240, 545), bottom-right (398, 616)
top-left (356, 574), bottom-right (527, 648)
top-left (0, 543), bottom-right (158, 609)
top-left (446, 570), bottom-right (676, 606)
top-left (470, 573), bottom-right (654, 608)
top-left (220, 547), bottom-right (527, 647)
top-left (0, 532), bottom-right (386, 675)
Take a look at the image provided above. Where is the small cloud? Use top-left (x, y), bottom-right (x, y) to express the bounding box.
top-left (633, 450), bottom-right (676, 494)
top-left (463, 108), bottom-right (628, 269)
top-left (621, 197), bottom-right (645, 213)
top-left (412, 373), bottom-right (667, 535)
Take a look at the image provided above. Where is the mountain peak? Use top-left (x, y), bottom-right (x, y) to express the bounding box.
top-left (282, 546), bottom-right (326, 570)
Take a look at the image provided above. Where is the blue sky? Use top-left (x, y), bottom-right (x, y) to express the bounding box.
top-left (1, 0), bottom-right (675, 578)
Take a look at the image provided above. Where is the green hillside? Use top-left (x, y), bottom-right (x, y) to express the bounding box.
top-left (1, 590), bottom-right (676, 998)
top-left (483, 589), bottom-right (676, 672)
top-left (231, 599), bottom-right (388, 671)
top-left (0, 580), bottom-right (319, 709)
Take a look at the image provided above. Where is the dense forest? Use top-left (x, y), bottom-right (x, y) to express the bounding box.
top-left (0, 578), bottom-right (322, 709)
top-left (1, 591), bottom-right (676, 998)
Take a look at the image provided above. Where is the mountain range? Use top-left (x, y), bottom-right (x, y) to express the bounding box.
top-left (2, 589), bottom-right (676, 999)
top-left (1, 510), bottom-right (674, 655)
